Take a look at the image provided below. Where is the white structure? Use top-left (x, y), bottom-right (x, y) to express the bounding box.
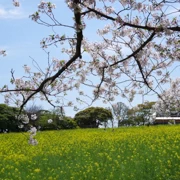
top-left (154, 117), bottom-right (180, 124)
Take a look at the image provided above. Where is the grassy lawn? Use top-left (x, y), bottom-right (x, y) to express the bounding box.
top-left (0, 125), bottom-right (180, 180)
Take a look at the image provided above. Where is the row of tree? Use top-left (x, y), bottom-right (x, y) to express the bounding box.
top-left (0, 104), bottom-right (112, 132)
top-left (0, 104), bottom-right (74, 132)
top-left (0, 101), bottom-right (158, 132)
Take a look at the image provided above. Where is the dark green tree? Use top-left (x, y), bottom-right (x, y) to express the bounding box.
top-left (38, 108), bottom-right (77, 130)
top-left (0, 104), bottom-right (19, 132)
top-left (74, 107), bottom-right (113, 128)
top-left (58, 116), bottom-right (78, 129)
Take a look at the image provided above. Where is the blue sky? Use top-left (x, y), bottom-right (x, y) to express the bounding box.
top-left (0, 0), bottom-right (179, 117)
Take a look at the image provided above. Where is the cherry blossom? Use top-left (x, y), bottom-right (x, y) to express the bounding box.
top-left (17, 114), bottom-right (29, 124)
top-left (0, 50), bottom-right (6, 57)
top-left (47, 119), bottom-right (53, 123)
top-left (0, 0), bottom-right (180, 116)
top-left (31, 114), bottom-right (37, 121)
top-left (154, 78), bottom-right (180, 116)
top-left (13, 0), bottom-right (20, 7)
top-left (28, 126), bottom-right (38, 145)
top-left (18, 124), bottom-right (24, 129)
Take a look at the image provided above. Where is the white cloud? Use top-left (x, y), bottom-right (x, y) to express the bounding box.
top-left (0, 7), bottom-right (27, 19)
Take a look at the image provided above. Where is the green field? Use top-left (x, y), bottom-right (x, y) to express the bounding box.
top-left (0, 125), bottom-right (180, 180)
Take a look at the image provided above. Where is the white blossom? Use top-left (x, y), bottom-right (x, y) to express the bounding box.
top-left (18, 124), bottom-right (24, 129)
top-left (29, 126), bottom-right (37, 135)
top-left (28, 126), bottom-right (38, 145)
top-left (28, 136), bottom-right (38, 145)
top-left (47, 119), bottom-right (53, 124)
top-left (31, 114), bottom-right (37, 120)
top-left (17, 114), bottom-right (29, 124)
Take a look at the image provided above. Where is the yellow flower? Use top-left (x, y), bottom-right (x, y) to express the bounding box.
top-left (34, 168), bottom-right (41, 173)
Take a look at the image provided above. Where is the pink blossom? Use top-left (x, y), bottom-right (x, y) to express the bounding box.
top-left (13, 0), bottom-right (20, 7)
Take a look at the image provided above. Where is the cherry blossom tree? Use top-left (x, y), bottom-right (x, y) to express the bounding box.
top-left (112, 102), bottom-right (129, 127)
top-left (0, 0), bottom-right (180, 114)
top-left (154, 78), bottom-right (180, 116)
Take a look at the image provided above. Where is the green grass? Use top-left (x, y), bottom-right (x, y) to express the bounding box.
top-left (0, 125), bottom-right (180, 180)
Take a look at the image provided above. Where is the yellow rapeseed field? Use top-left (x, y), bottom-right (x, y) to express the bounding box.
top-left (0, 125), bottom-right (180, 180)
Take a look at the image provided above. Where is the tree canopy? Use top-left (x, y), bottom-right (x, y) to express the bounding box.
top-left (74, 107), bottom-right (112, 128)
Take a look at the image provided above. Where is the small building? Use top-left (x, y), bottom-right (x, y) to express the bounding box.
top-left (154, 117), bottom-right (180, 124)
